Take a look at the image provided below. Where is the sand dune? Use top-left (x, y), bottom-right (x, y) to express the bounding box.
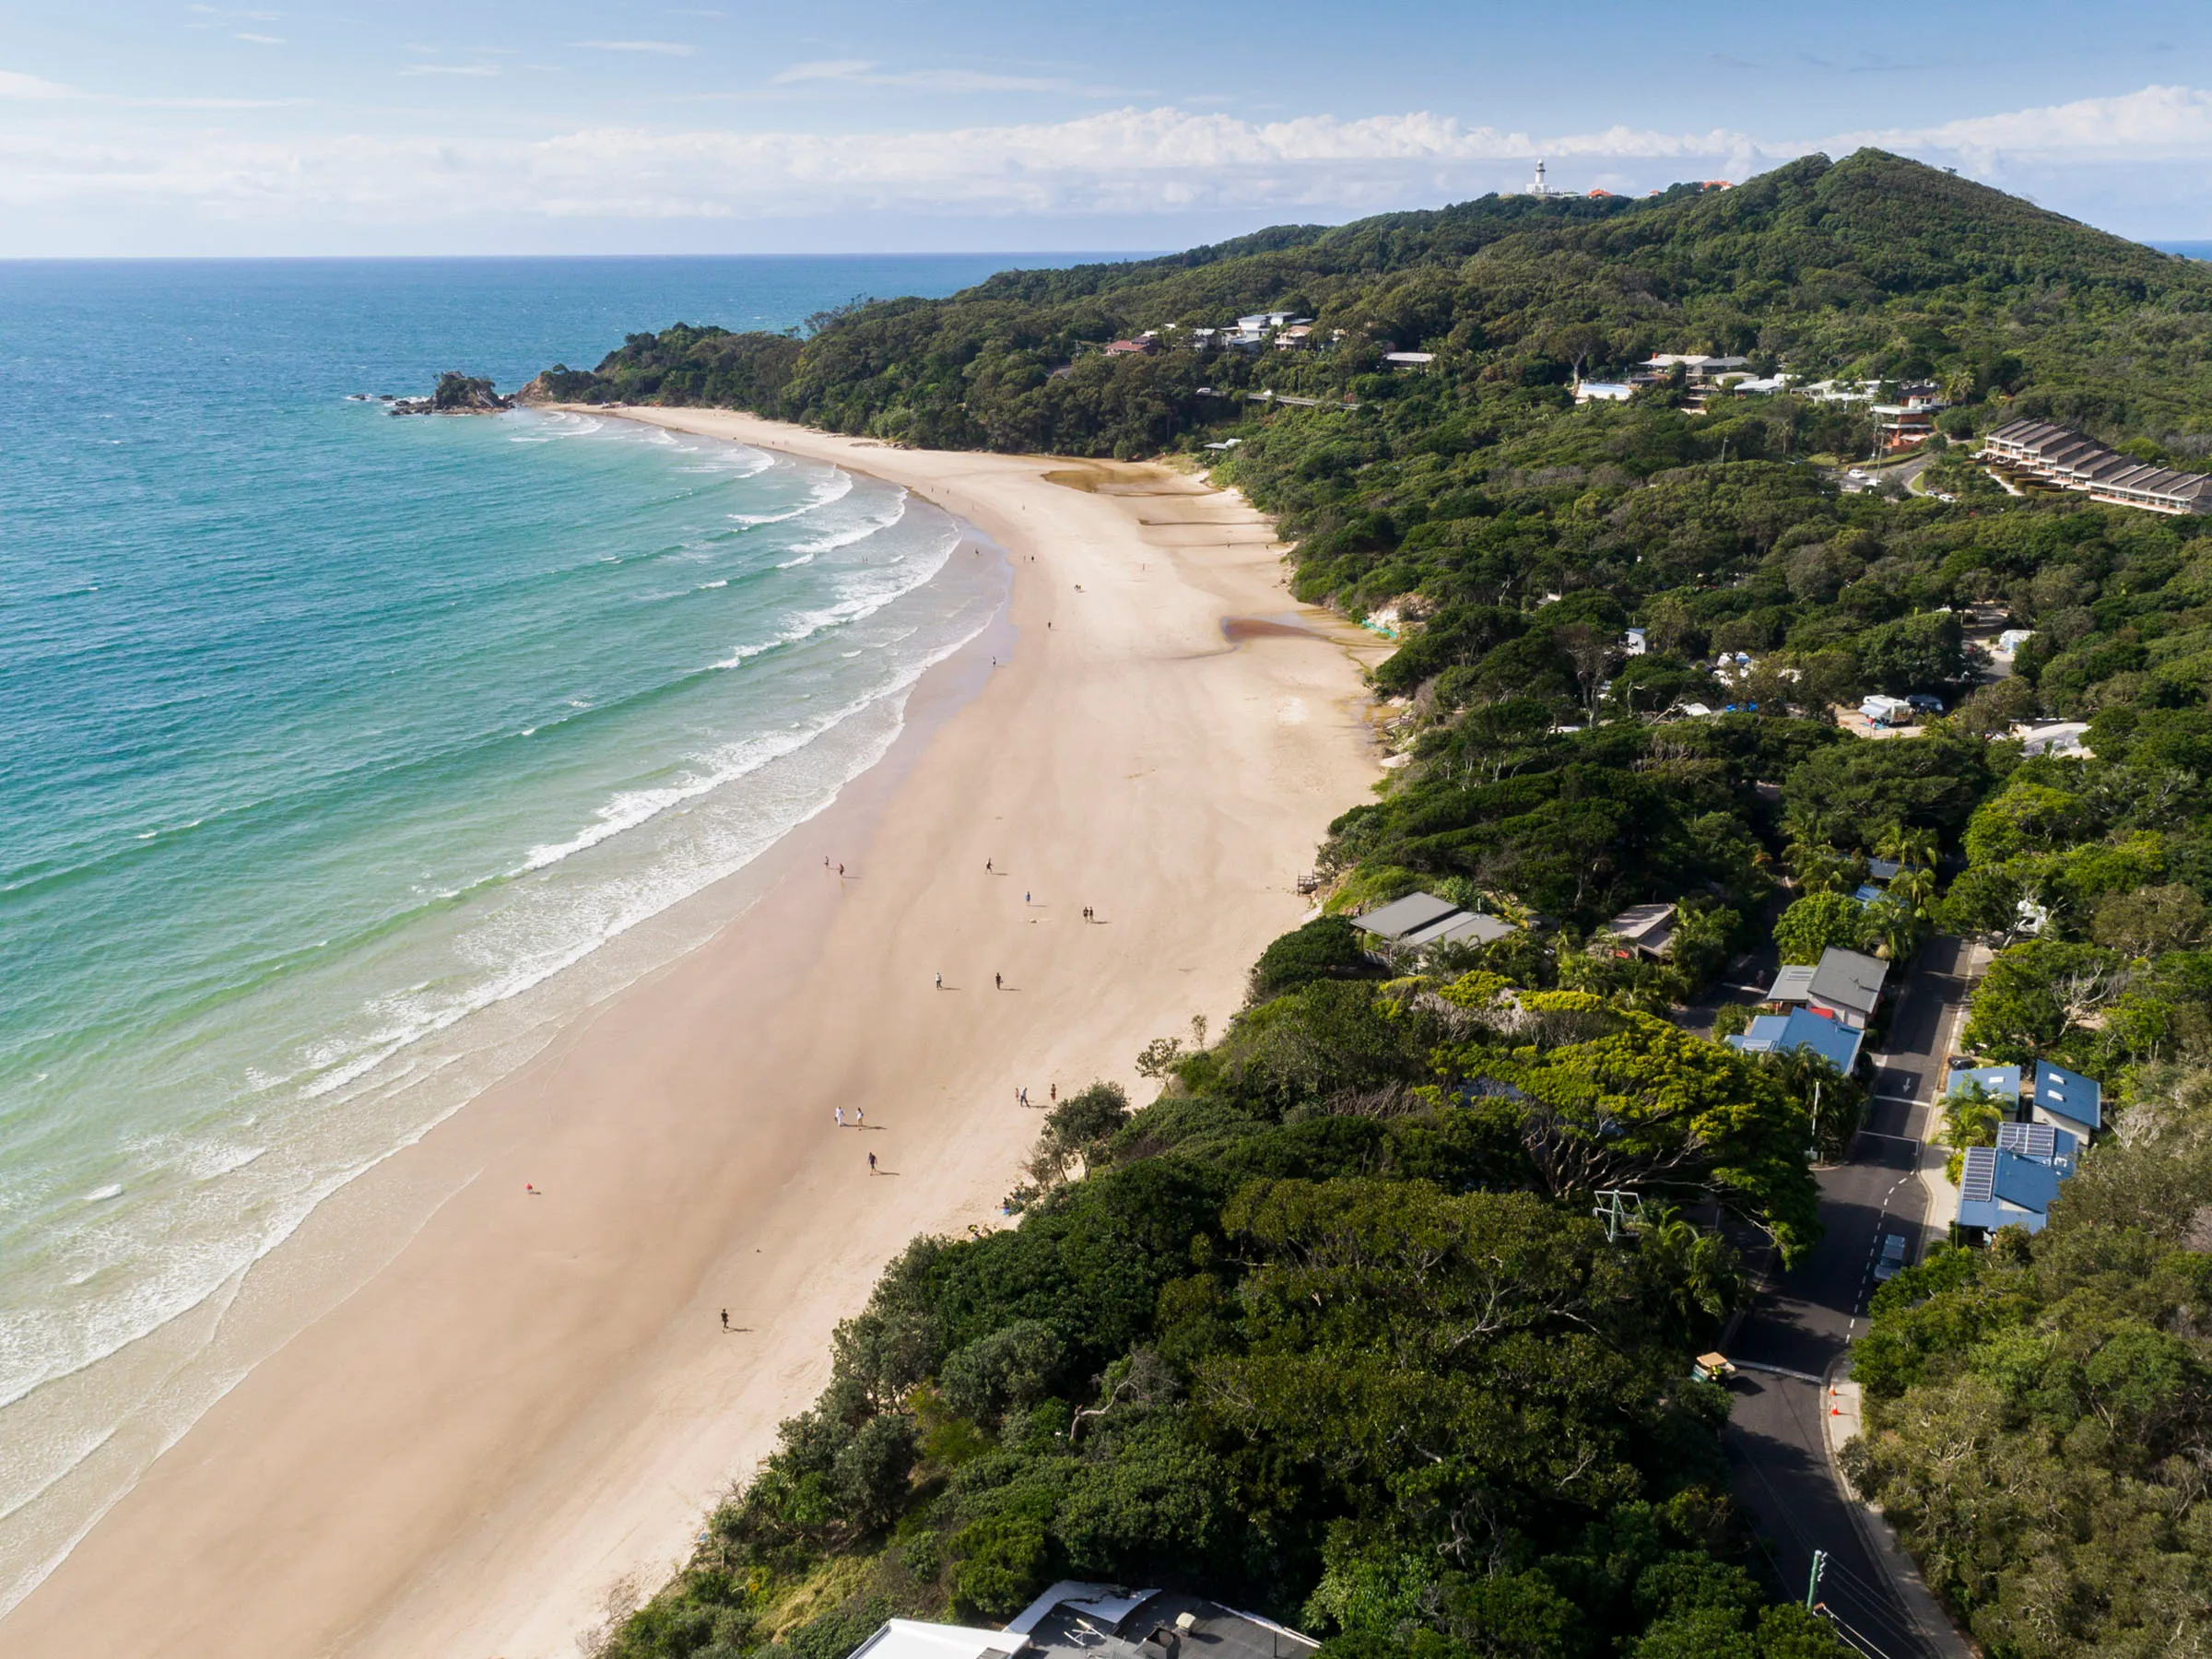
top-left (0, 413), bottom-right (1382, 1659)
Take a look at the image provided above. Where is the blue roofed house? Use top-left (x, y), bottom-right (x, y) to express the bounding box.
top-left (1954, 1144), bottom-right (2067, 1235)
top-left (2030, 1059), bottom-right (2101, 1133)
top-left (1951, 1083), bottom-right (2093, 1240)
top-left (1947, 1064), bottom-right (2021, 1106)
top-left (1726, 1006), bottom-right (1863, 1075)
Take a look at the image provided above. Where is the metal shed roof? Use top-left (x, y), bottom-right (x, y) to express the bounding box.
top-left (2032, 1059), bottom-right (2102, 1130)
top-left (1353, 892), bottom-right (1461, 941)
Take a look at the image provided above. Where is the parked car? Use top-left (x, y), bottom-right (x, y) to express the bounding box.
top-left (1692, 1352), bottom-right (1737, 1382)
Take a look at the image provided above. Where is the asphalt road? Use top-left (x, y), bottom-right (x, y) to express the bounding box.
top-left (1720, 935), bottom-right (1972, 1658)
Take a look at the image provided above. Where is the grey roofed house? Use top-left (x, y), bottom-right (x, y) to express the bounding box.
top-left (1603, 901), bottom-right (1677, 957)
top-left (1352, 891), bottom-right (1462, 942)
top-left (1806, 946), bottom-right (1885, 1028)
top-left (1403, 910), bottom-right (1519, 948)
top-left (1355, 890), bottom-right (1519, 950)
top-left (1768, 962), bottom-right (1818, 1006)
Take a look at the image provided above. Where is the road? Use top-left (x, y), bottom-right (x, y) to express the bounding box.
top-left (1721, 935), bottom-right (1973, 1658)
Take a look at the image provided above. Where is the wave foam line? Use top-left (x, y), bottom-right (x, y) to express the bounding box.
top-left (0, 563), bottom-right (1001, 1621)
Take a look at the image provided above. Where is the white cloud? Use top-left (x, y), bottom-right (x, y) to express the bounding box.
top-left (773, 59), bottom-right (876, 84)
top-left (0, 70), bottom-right (74, 99)
top-left (0, 83), bottom-right (2209, 241)
top-left (235, 32), bottom-right (283, 45)
top-left (400, 64), bottom-right (502, 77)
top-left (1825, 83), bottom-right (2212, 167)
top-left (575, 40), bottom-right (697, 56)
top-left (771, 58), bottom-right (1118, 95)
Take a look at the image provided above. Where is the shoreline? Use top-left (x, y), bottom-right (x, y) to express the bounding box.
top-left (0, 411), bottom-right (1384, 1659)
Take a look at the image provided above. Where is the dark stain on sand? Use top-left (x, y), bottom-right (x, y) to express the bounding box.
top-left (1221, 615), bottom-right (1325, 643)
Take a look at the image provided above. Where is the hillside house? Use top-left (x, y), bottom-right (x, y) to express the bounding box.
top-left (1602, 902), bottom-right (1677, 959)
top-left (1354, 891), bottom-right (1519, 952)
top-left (1981, 419), bottom-right (2212, 514)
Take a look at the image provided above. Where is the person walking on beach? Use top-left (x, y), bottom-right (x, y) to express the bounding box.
top-left (935, 971), bottom-right (942, 990)
top-left (985, 858), bottom-right (993, 874)
top-left (868, 1151), bottom-right (877, 1174)
top-left (835, 1107), bottom-right (844, 1128)
top-left (1050, 1083), bottom-right (1057, 1102)
top-left (995, 971), bottom-right (1003, 990)
top-left (854, 1106), bottom-right (865, 1128)
top-left (721, 1309), bottom-right (729, 1331)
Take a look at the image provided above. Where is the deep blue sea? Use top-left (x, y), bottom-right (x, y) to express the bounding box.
top-left (0, 254), bottom-right (1107, 1603)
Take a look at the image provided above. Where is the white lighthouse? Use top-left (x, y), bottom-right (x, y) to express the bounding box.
top-left (1524, 159), bottom-right (1564, 198)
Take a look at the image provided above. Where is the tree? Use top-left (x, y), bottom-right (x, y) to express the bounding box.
top-left (1774, 890), bottom-right (1865, 964)
top-left (1959, 938), bottom-right (2130, 1062)
top-left (2091, 884), bottom-right (2208, 959)
top-left (1250, 917), bottom-right (1382, 1001)
top-left (1936, 1081), bottom-right (2003, 1183)
top-left (1456, 1007), bottom-right (1823, 1260)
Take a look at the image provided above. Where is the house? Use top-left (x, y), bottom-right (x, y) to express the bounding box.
top-left (1621, 628), bottom-right (1648, 655)
top-left (1383, 351), bottom-right (1436, 369)
top-left (1872, 401), bottom-right (1942, 453)
top-left (847, 1585), bottom-right (1317, 1659)
top-left (1274, 324), bottom-right (1314, 349)
top-left (2009, 721), bottom-right (2089, 758)
top-left (1643, 354), bottom-right (1750, 383)
top-left (1999, 1118), bottom-right (2081, 1172)
top-left (1603, 902), bottom-right (1677, 959)
top-left (1726, 1006), bottom-right (1864, 1074)
top-left (1352, 891), bottom-right (1462, 943)
top-left (1353, 891), bottom-right (1518, 951)
top-left (1954, 1144), bottom-right (2067, 1236)
top-left (1994, 628), bottom-right (2034, 656)
top-left (2029, 1058), bottom-right (2101, 1133)
top-left (1949, 1063), bottom-right (2022, 1105)
top-left (846, 1622), bottom-right (1029, 1659)
top-left (1860, 694), bottom-right (1913, 728)
top-left (1980, 418), bottom-right (2212, 515)
top-left (1101, 338), bottom-right (1157, 357)
top-left (1771, 946), bottom-right (1887, 1030)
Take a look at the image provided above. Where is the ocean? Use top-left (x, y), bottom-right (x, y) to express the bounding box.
top-left (0, 254), bottom-right (1104, 1608)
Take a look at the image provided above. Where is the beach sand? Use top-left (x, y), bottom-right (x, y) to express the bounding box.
top-left (0, 412), bottom-right (1382, 1659)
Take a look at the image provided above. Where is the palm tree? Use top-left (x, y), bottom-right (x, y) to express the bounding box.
top-left (1889, 864), bottom-right (1938, 923)
top-left (1641, 1209), bottom-right (1747, 1325)
top-left (1876, 822), bottom-right (1938, 871)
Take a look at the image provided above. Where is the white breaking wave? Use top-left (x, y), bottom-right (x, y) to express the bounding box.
top-left (726, 466), bottom-right (853, 526)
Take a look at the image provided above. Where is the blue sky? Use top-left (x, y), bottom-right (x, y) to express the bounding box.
top-left (5, 0), bottom-right (2212, 254)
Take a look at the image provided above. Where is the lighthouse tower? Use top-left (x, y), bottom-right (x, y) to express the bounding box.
top-left (1525, 159), bottom-right (1562, 197)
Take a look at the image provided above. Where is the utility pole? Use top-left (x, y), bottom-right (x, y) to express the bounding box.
top-left (1805, 1548), bottom-right (1828, 1610)
top-left (1808, 1078), bottom-right (1822, 1162)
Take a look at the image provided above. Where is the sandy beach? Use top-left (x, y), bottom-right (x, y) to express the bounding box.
top-left (0, 412), bottom-right (1381, 1659)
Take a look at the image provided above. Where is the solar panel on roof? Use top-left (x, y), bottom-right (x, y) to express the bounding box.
top-left (1996, 1122), bottom-right (2056, 1158)
top-left (1959, 1146), bottom-right (1997, 1204)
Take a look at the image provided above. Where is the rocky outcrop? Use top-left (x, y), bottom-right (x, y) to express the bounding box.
top-left (390, 372), bottom-right (513, 416)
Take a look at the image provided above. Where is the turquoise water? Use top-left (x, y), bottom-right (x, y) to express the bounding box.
top-left (0, 256), bottom-right (1082, 1592)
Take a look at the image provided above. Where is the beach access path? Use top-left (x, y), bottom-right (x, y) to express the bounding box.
top-left (0, 410), bottom-right (1383, 1659)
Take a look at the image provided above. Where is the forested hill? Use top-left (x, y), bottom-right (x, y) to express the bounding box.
top-left (535, 149), bottom-right (2212, 447)
top-left (578, 153), bottom-right (2212, 1659)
